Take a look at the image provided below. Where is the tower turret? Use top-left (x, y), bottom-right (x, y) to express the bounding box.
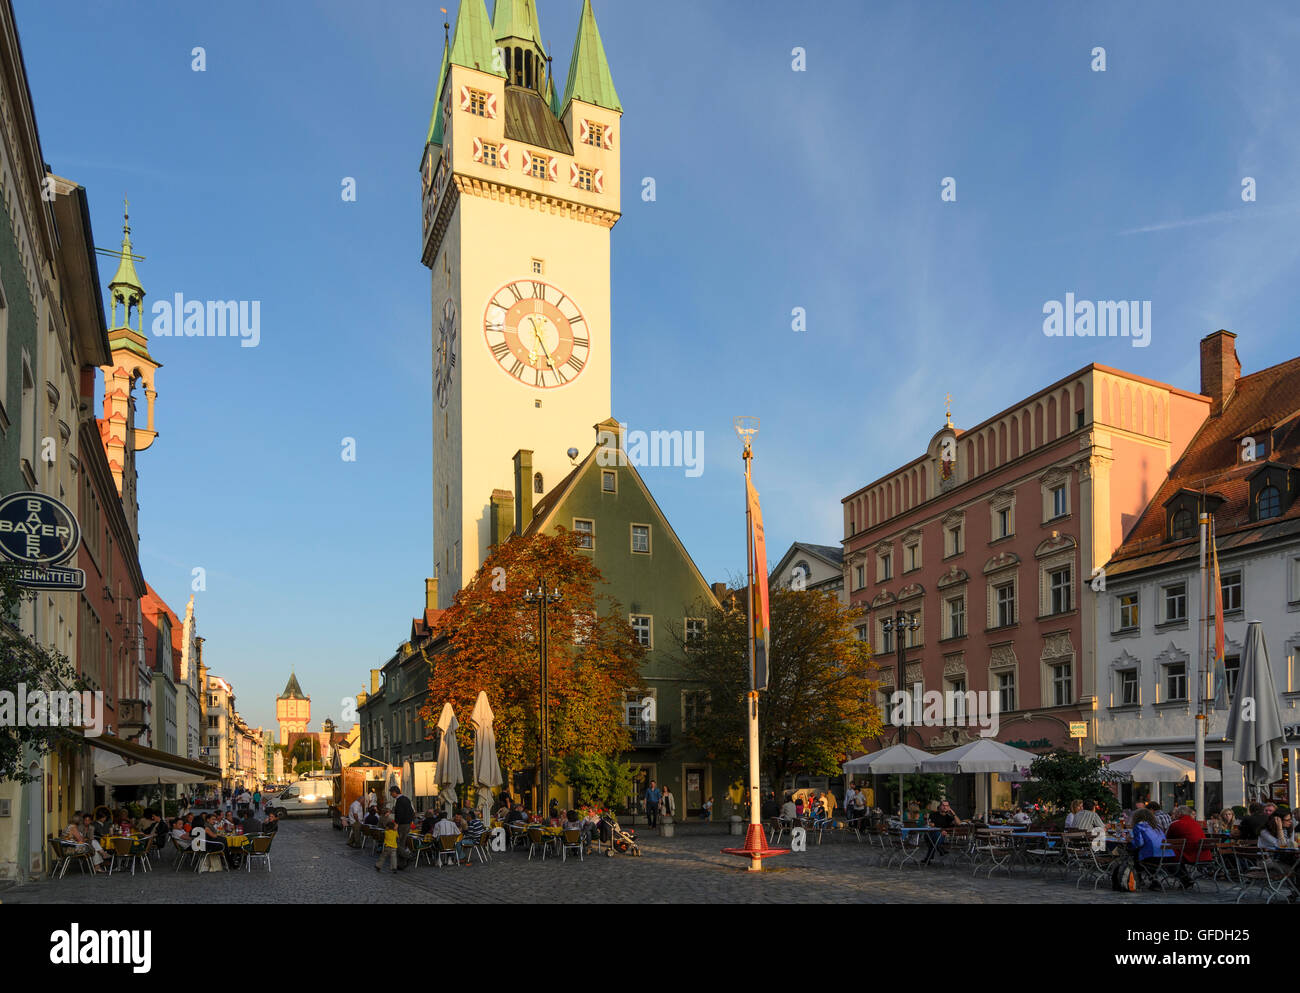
top-left (493, 0), bottom-right (547, 92)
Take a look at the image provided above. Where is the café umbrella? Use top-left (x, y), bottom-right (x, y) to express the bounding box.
top-left (1226, 620), bottom-right (1284, 795)
top-left (842, 743), bottom-right (929, 822)
top-left (921, 739), bottom-right (1040, 820)
top-left (470, 691), bottom-right (502, 816)
top-left (435, 702), bottom-right (463, 815)
top-left (1104, 749), bottom-right (1221, 782)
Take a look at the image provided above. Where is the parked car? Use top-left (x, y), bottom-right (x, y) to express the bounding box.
top-left (268, 782), bottom-right (331, 818)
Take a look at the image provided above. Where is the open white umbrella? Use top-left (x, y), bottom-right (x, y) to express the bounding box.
top-left (435, 702), bottom-right (463, 815)
top-left (470, 691), bottom-right (502, 816)
top-left (843, 743), bottom-right (930, 822)
top-left (1227, 620), bottom-right (1284, 797)
top-left (1105, 749), bottom-right (1221, 782)
top-left (95, 764), bottom-right (212, 786)
top-left (921, 739), bottom-right (1040, 820)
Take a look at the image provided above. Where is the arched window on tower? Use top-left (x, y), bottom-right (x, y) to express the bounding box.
top-left (525, 50), bottom-right (533, 89)
top-left (534, 472), bottom-right (544, 494)
top-left (514, 47), bottom-right (525, 86)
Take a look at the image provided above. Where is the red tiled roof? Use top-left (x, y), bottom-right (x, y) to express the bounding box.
top-left (411, 608), bottom-right (445, 640)
top-left (1110, 353), bottom-right (1300, 567)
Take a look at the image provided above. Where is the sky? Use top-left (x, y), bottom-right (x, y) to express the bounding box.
top-left (12, 0), bottom-right (1300, 734)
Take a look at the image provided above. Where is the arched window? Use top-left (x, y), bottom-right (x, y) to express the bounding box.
top-left (1257, 486), bottom-right (1281, 521)
top-left (514, 47), bottom-right (524, 87)
top-left (533, 472), bottom-right (544, 494)
top-left (1170, 509), bottom-right (1194, 540)
top-left (525, 50), bottom-right (533, 89)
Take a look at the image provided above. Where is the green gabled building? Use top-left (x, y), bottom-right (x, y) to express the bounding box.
top-left (492, 418), bottom-right (726, 819)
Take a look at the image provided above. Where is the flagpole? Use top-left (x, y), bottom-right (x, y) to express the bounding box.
top-left (743, 434), bottom-right (762, 871)
top-left (1195, 513), bottom-right (1208, 819)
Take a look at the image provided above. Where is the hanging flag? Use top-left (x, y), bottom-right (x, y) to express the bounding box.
top-left (746, 475), bottom-right (770, 691)
top-left (1211, 532), bottom-right (1229, 711)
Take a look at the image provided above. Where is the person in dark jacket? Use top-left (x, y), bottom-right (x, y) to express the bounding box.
top-left (389, 786), bottom-right (415, 868)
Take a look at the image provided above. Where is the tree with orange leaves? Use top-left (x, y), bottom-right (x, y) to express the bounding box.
top-left (418, 528), bottom-right (644, 790)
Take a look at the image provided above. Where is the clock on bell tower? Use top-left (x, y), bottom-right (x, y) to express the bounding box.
top-left (421, 0), bottom-right (621, 607)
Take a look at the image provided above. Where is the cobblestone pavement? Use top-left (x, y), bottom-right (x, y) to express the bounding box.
top-left (0, 819), bottom-right (1232, 904)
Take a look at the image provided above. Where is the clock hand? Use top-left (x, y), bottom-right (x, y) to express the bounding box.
top-left (529, 320), bottom-right (558, 370)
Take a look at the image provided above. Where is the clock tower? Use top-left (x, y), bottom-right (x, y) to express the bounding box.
top-left (276, 672), bottom-right (310, 741)
top-left (421, 0), bottom-right (621, 607)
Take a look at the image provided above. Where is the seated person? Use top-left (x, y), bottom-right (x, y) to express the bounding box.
top-left (433, 813), bottom-right (461, 841)
top-left (760, 793), bottom-right (780, 820)
top-left (64, 816), bottom-right (106, 871)
top-left (1259, 811), bottom-right (1296, 863)
top-left (1070, 799), bottom-right (1107, 851)
top-left (200, 814), bottom-right (228, 853)
top-left (170, 819), bottom-right (193, 850)
top-left (261, 812), bottom-right (280, 835)
top-left (363, 805), bottom-right (380, 827)
top-left (420, 810), bottom-right (441, 836)
top-left (456, 809), bottom-right (487, 864)
top-left (1238, 802), bottom-right (1268, 842)
top-left (779, 795), bottom-right (797, 822)
top-left (1164, 805), bottom-right (1213, 887)
top-left (1128, 808), bottom-right (1171, 888)
top-left (1011, 807), bottom-right (1032, 826)
top-left (504, 804), bottom-right (527, 827)
top-left (241, 810), bottom-right (261, 835)
top-left (924, 799), bottom-right (961, 862)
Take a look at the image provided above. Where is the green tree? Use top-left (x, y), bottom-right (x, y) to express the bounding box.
top-left (880, 773), bottom-right (951, 809)
top-left (1025, 748), bottom-right (1119, 817)
top-left (562, 754), bottom-right (637, 808)
top-left (0, 566), bottom-right (86, 783)
top-left (677, 586), bottom-right (879, 791)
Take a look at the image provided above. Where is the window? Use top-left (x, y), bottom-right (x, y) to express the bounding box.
top-left (1164, 661), bottom-right (1187, 701)
top-left (947, 525), bottom-right (963, 557)
top-left (681, 690), bottom-right (707, 731)
top-left (576, 167), bottom-right (595, 192)
top-left (631, 524), bottom-right (651, 554)
top-left (995, 582), bottom-right (1016, 627)
top-left (1118, 592), bottom-right (1140, 631)
top-left (630, 615), bottom-right (652, 648)
top-left (531, 258), bottom-right (545, 274)
top-left (946, 678), bottom-right (967, 722)
top-left (685, 618), bottom-right (705, 647)
top-left (879, 622), bottom-right (893, 654)
top-left (586, 122), bottom-right (605, 146)
top-left (1118, 668), bottom-right (1139, 707)
top-left (573, 611), bottom-right (595, 645)
top-left (573, 518), bottom-right (594, 549)
top-left (534, 472), bottom-right (544, 494)
top-left (996, 507), bottom-right (1011, 539)
top-left (879, 552), bottom-right (892, 582)
top-left (1162, 583), bottom-right (1187, 623)
top-left (467, 89), bottom-right (488, 116)
top-left (906, 609), bottom-right (922, 648)
top-left (1170, 509), bottom-right (1195, 540)
top-left (854, 565), bottom-right (865, 590)
top-left (854, 624), bottom-right (868, 642)
top-left (482, 142), bottom-right (498, 167)
top-left (1258, 487), bottom-right (1281, 521)
top-left (1050, 485), bottom-right (1067, 519)
top-left (997, 671), bottom-right (1016, 714)
top-left (601, 470), bottom-right (616, 493)
top-left (624, 689), bottom-right (655, 728)
top-left (530, 155), bottom-right (549, 180)
top-left (1052, 661), bottom-right (1073, 706)
top-left (1224, 654), bottom-right (1241, 699)
top-left (1220, 571), bottom-right (1242, 613)
top-left (1049, 567), bottom-right (1072, 614)
top-left (947, 596), bottom-right (966, 638)
top-left (905, 542), bottom-right (920, 572)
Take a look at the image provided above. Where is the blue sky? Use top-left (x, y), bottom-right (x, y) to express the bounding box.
top-left (14, 0), bottom-right (1300, 733)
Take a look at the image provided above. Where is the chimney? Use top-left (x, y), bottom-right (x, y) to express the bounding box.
top-left (1199, 330), bottom-right (1240, 416)
top-left (513, 450), bottom-right (534, 533)
top-left (370, 669), bottom-right (381, 695)
top-left (490, 489), bottom-right (515, 548)
top-left (711, 582), bottom-right (731, 603)
top-left (424, 577), bottom-right (438, 612)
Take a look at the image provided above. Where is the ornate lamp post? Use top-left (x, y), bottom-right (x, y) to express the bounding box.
top-left (880, 611), bottom-right (921, 743)
top-left (523, 579), bottom-right (562, 814)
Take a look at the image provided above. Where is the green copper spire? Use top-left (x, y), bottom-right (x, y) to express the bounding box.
top-left (449, 0), bottom-right (506, 78)
top-left (562, 0), bottom-right (621, 114)
top-left (427, 33), bottom-right (451, 146)
top-left (492, 0), bottom-right (544, 51)
top-left (108, 197), bottom-right (147, 335)
top-left (545, 57), bottom-right (560, 118)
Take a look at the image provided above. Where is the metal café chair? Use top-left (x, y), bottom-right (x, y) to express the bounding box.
top-left (437, 834), bottom-right (461, 867)
top-left (1234, 848), bottom-right (1298, 904)
top-left (246, 834), bottom-right (274, 872)
top-left (971, 829), bottom-right (1016, 878)
top-left (526, 826), bottom-right (551, 862)
top-left (171, 835), bottom-right (198, 872)
top-left (108, 836), bottom-right (144, 876)
top-left (561, 829), bottom-right (584, 862)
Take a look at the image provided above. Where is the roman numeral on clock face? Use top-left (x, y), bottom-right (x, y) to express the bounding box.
top-left (565, 355), bottom-right (585, 373)
top-left (573, 336), bottom-right (589, 350)
top-left (532, 282), bottom-right (547, 300)
top-left (506, 284), bottom-right (523, 303)
top-left (491, 342), bottom-right (510, 360)
top-left (509, 359), bottom-right (525, 379)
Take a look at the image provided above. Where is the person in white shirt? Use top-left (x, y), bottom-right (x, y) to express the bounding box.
top-left (1064, 799), bottom-right (1083, 829)
top-left (1069, 799), bottom-right (1107, 851)
top-left (346, 798), bottom-right (365, 848)
top-left (1011, 807), bottom-right (1031, 826)
top-left (780, 795), bottom-right (798, 821)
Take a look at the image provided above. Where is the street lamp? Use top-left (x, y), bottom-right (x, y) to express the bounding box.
top-left (880, 610), bottom-right (921, 747)
top-left (523, 579), bottom-right (562, 814)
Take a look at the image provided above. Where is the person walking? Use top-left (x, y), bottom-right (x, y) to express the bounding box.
top-left (644, 780), bottom-right (661, 828)
top-left (389, 785), bottom-right (415, 869)
top-left (375, 813), bottom-right (399, 873)
top-left (660, 784), bottom-right (676, 824)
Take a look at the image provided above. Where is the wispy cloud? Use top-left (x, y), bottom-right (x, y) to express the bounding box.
top-left (1119, 203), bottom-right (1300, 236)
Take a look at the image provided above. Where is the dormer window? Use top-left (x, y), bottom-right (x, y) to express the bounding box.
top-left (1257, 486), bottom-right (1281, 521)
top-left (1163, 489), bottom-right (1223, 543)
top-left (1247, 462), bottom-right (1296, 522)
top-left (1170, 509), bottom-right (1195, 540)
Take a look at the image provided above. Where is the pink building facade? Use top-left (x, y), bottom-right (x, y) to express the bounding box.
top-left (842, 364), bottom-right (1209, 812)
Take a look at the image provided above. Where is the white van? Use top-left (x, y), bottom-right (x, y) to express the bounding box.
top-left (269, 781), bottom-right (332, 818)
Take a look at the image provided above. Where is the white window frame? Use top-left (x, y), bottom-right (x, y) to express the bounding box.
top-left (1161, 660), bottom-right (1188, 702)
top-left (990, 490), bottom-right (1016, 541)
top-left (996, 670), bottom-right (1016, 714)
top-left (1161, 581), bottom-right (1188, 624)
top-left (878, 550), bottom-right (893, 582)
top-left (1116, 667), bottom-right (1140, 707)
top-left (684, 617), bottom-right (705, 648)
top-left (1116, 591), bottom-right (1140, 632)
top-left (601, 469), bottom-right (617, 493)
top-left (904, 540), bottom-right (921, 573)
top-left (573, 518), bottom-right (595, 550)
top-left (1220, 570), bottom-right (1242, 614)
top-left (945, 594), bottom-right (966, 639)
top-left (630, 614), bottom-right (653, 649)
top-left (630, 523), bottom-right (651, 555)
top-left (1050, 660), bottom-right (1073, 707)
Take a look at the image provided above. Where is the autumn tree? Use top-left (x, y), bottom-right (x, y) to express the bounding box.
top-left (676, 585), bottom-right (879, 793)
top-left (419, 528), bottom-right (644, 785)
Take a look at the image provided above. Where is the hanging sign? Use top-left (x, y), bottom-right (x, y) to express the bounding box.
top-left (0, 491), bottom-right (85, 590)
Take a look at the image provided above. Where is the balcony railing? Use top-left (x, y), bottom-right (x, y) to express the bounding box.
top-left (622, 722), bottom-right (670, 747)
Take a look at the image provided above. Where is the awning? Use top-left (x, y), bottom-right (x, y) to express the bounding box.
top-left (96, 764), bottom-right (211, 786)
top-left (81, 731), bottom-right (221, 781)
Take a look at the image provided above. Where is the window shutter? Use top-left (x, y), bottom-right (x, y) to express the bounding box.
top-left (569, 162), bottom-right (580, 187)
top-left (472, 138), bottom-right (483, 163)
top-left (486, 93), bottom-right (498, 118)
top-left (459, 86), bottom-right (472, 111)
top-left (498, 142), bottom-right (509, 169)
top-left (521, 149), bottom-right (532, 175)
top-left (579, 118), bottom-right (591, 145)
top-left (603, 125), bottom-right (615, 150)
top-left (593, 168), bottom-right (605, 193)
top-left (548, 158), bottom-right (559, 182)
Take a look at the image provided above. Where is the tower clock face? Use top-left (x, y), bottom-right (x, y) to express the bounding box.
top-left (483, 279), bottom-right (590, 389)
top-left (435, 299), bottom-right (457, 409)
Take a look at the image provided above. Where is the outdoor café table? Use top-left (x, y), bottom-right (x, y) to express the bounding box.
top-left (1013, 832), bottom-right (1059, 873)
top-left (896, 826), bottom-right (935, 868)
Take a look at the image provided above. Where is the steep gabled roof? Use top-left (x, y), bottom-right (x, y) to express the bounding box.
top-left (561, 0), bottom-right (621, 114)
top-left (279, 672), bottom-right (307, 701)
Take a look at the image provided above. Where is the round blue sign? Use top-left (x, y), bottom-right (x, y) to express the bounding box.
top-left (0, 491), bottom-right (81, 566)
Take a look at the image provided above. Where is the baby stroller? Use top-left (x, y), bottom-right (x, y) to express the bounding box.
top-left (599, 812), bottom-right (641, 857)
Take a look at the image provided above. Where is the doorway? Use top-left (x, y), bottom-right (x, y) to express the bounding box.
top-left (684, 767), bottom-right (705, 817)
